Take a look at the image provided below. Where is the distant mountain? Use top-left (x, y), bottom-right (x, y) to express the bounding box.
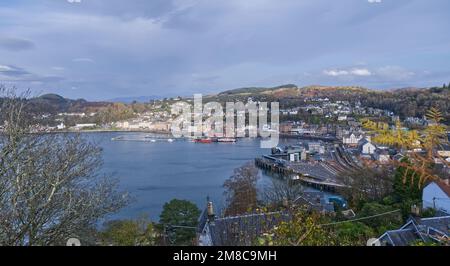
top-left (388, 86), bottom-right (424, 92)
top-left (218, 84), bottom-right (298, 95)
top-left (28, 94), bottom-right (74, 113)
top-left (108, 95), bottom-right (163, 103)
top-left (27, 93), bottom-right (109, 113)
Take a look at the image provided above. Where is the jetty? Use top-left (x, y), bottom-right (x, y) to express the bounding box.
top-left (255, 156), bottom-right (346, 192)
top-left (111, 135), bottom-right (179, 142)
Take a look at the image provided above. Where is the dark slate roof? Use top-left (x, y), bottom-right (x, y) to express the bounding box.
top-left (392, 153), bottom-right (405, 161)
top-left (378, 216), bottom-right (450, 246)
top-left (289, 162), bottom-right (335, 181)
top-left (208, 212), bottom-right (289, 246)
top-left (438, 144), bottom-right (450, 151)
top-left (294, 191), bottom-right (335, 213)
top-left (197, 208), bottom-right (209, 233)
top-left (419, 216), bottom-right (450, 238)
top-left (375, 149), bottom-right (390, 155)
top-left (379, 228), bottom-right (422, 246)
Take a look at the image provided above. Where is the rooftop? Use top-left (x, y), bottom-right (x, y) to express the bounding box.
top-left (208, 212), bottom-right (289, 246)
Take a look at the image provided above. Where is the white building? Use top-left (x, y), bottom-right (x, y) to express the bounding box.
top-left (56, 123), bottom-right (65, 130)
top-left (115, 121), bottom-right (153, 130)
top-left (374, 149), bottom-right (390, 163)
top-left (291, 127), bottom-right (316, 135)
top-left (342, 133), bottom-right (367, 146)
top-left (73, 123), bottom-right (96, 129)
top-left (58, 112), bottom-right (86, 117)
top-left (337, 115), bottom-right (347, 121)
top-left (422, 180), bottom-right (450, 214)
top-left (358, 139), bottom-right (377, 155)
top-left (307, 142), bottom-right (325, 154)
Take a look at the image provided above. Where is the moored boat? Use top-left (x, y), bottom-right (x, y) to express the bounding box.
top-left (194, 138), bottom-right (213, 143)
top-left (217, 137), bottom-right (237, 143)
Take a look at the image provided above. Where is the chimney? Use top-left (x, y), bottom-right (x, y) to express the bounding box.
top-left (410, 204), bottom-right (421, 216)
top-left (207, 200), bottom-right (215, 222)
top-left (282, 197), bottom-right (289, 208)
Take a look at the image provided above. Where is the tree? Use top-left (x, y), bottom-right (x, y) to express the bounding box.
top-left (336, 166), bottom-right (394, 208)
top-left (0, 87), bottom-right (129, 246)
top-left (159, 199), bottom-right (200, 245)
top-left (258, 208), bottom-right (335, 246)
top-left (357, 202), bottom-right (403, 235)
top-left (262, 178), bottom-right (304, 208)
top-left (223, 162), bottom-right (260, 216)
top-left (333, 222), bottom-right (376, 246)
top-left (362, 108), bottom-right (449, 187)
top-left (100, 215), bottom-right (158, 246)
top-left (393, 159), bottom-right (422, 202)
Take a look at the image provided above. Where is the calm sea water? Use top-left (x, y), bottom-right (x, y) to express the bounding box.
top-left (84, 132), bottom-right (275, 221)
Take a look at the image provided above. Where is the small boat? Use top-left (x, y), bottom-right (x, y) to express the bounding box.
top-left (217, 137), bottom-right (237, 143)
top-left (150, 139), bottom-right (156, 143)
top-left (194, 138), bottom-right (213, 144)
top-left (167, 138), bottom-right (174, 142)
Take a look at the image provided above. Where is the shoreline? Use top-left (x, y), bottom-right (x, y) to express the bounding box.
top-left (29, 129), bottom-right (173, 135)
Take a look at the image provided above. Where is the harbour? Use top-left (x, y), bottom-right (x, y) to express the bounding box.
top-left (87, 132), bottom-right (343, 221)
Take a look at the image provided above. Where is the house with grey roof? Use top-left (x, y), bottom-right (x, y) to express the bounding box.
top-left (197, 199), bottom-right (289, 246)
top-left (376, 216), bottom-right (450, 246)
top-left (293, 191), bottom-right (335, 214)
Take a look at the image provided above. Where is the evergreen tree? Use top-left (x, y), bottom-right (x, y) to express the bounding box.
top-left (159, 199), bottom-right (200, 245)
top-left (393, 159), bottom-right (422, 203)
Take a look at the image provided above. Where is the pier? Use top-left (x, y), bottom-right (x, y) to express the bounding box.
top-left (255, 157), bottom-right (346, 192)
top-left (111, 135), bottom-right (180, 142)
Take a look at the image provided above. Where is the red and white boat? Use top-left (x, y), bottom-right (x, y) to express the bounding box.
top-left (193, 138), bottom-right (213, 144)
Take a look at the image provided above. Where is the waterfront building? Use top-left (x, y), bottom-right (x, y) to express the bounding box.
top-left (73, 123), bottom-right (97, 130)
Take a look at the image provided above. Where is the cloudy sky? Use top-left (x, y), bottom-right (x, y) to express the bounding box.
top-left (0, 0), bottom-right (449, 100)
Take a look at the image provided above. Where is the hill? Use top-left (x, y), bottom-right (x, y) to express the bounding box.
top-left (209, 84), bottom-right (449, 123)
top-left (27, 94), bottom-right (110, 114)
top-left (108, 95), bottom-right (163, 103)
top-left (218, 84), bottom-right (298, 95)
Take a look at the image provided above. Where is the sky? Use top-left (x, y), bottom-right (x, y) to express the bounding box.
top-left (0, 0), bottom-right (449, 100)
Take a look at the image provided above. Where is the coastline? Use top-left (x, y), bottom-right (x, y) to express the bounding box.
top-left (29, 129), bottom-right (173, 135)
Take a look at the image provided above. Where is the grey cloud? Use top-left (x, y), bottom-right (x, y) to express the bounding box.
top-left (42, 0), bottom-right (176, 19)
top-left (0, 65), bottom-right (30, 76)
top-left (0, 37), bottom-right (35, 51)
top-left (0, 64), bottom-right (64, 83)
top-left (72, 58), bottom-right (95, 63)
top-left (1, 0), bottom-right (450, 99)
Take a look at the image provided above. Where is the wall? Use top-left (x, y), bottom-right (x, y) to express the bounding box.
top-left (423, 182), bottom-right (450, 214)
